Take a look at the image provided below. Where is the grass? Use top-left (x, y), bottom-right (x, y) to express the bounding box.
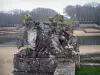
top-left (76, 66), bottom-right (100, 75)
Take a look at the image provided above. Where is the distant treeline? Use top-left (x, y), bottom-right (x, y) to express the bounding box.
top-left (64, 2), bottom-right (100, 25)
top-left (0, 8), bottom-right (57, 27)
top-left (1, 2), bottom-right (100, 27)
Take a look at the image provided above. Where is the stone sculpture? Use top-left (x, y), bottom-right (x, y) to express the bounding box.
top-left (13, 14), bottom-right (80, 75)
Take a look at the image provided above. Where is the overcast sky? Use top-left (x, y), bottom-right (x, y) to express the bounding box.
top-left (0, 0), bottom-right (100, 14)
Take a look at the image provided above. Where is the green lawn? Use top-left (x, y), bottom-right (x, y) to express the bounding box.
top-left (76, 66), bottom-right (100, 75)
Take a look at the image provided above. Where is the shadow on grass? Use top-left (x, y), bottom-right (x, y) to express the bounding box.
top-left (76, 66), bottom-right (100, 75)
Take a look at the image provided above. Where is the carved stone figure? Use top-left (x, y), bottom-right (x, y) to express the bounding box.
top-left (13, 14), bottom-right (80, 75)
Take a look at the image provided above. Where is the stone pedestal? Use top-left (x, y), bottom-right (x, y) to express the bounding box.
top-left (54, 62), bottom-right (75, 75)
top-left (13, 48), bottom-right (57, 75)
top-left (54, 47), bottom-right (75, 75)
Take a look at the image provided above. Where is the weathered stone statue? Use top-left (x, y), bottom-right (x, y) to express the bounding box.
top-left (13, 14), bottom-right (80, 75)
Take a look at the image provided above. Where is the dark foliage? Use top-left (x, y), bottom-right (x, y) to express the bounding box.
top-left (64, 2), bottom-right (100, 25)
top-left (0, 8), bottom-right (57, 26)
